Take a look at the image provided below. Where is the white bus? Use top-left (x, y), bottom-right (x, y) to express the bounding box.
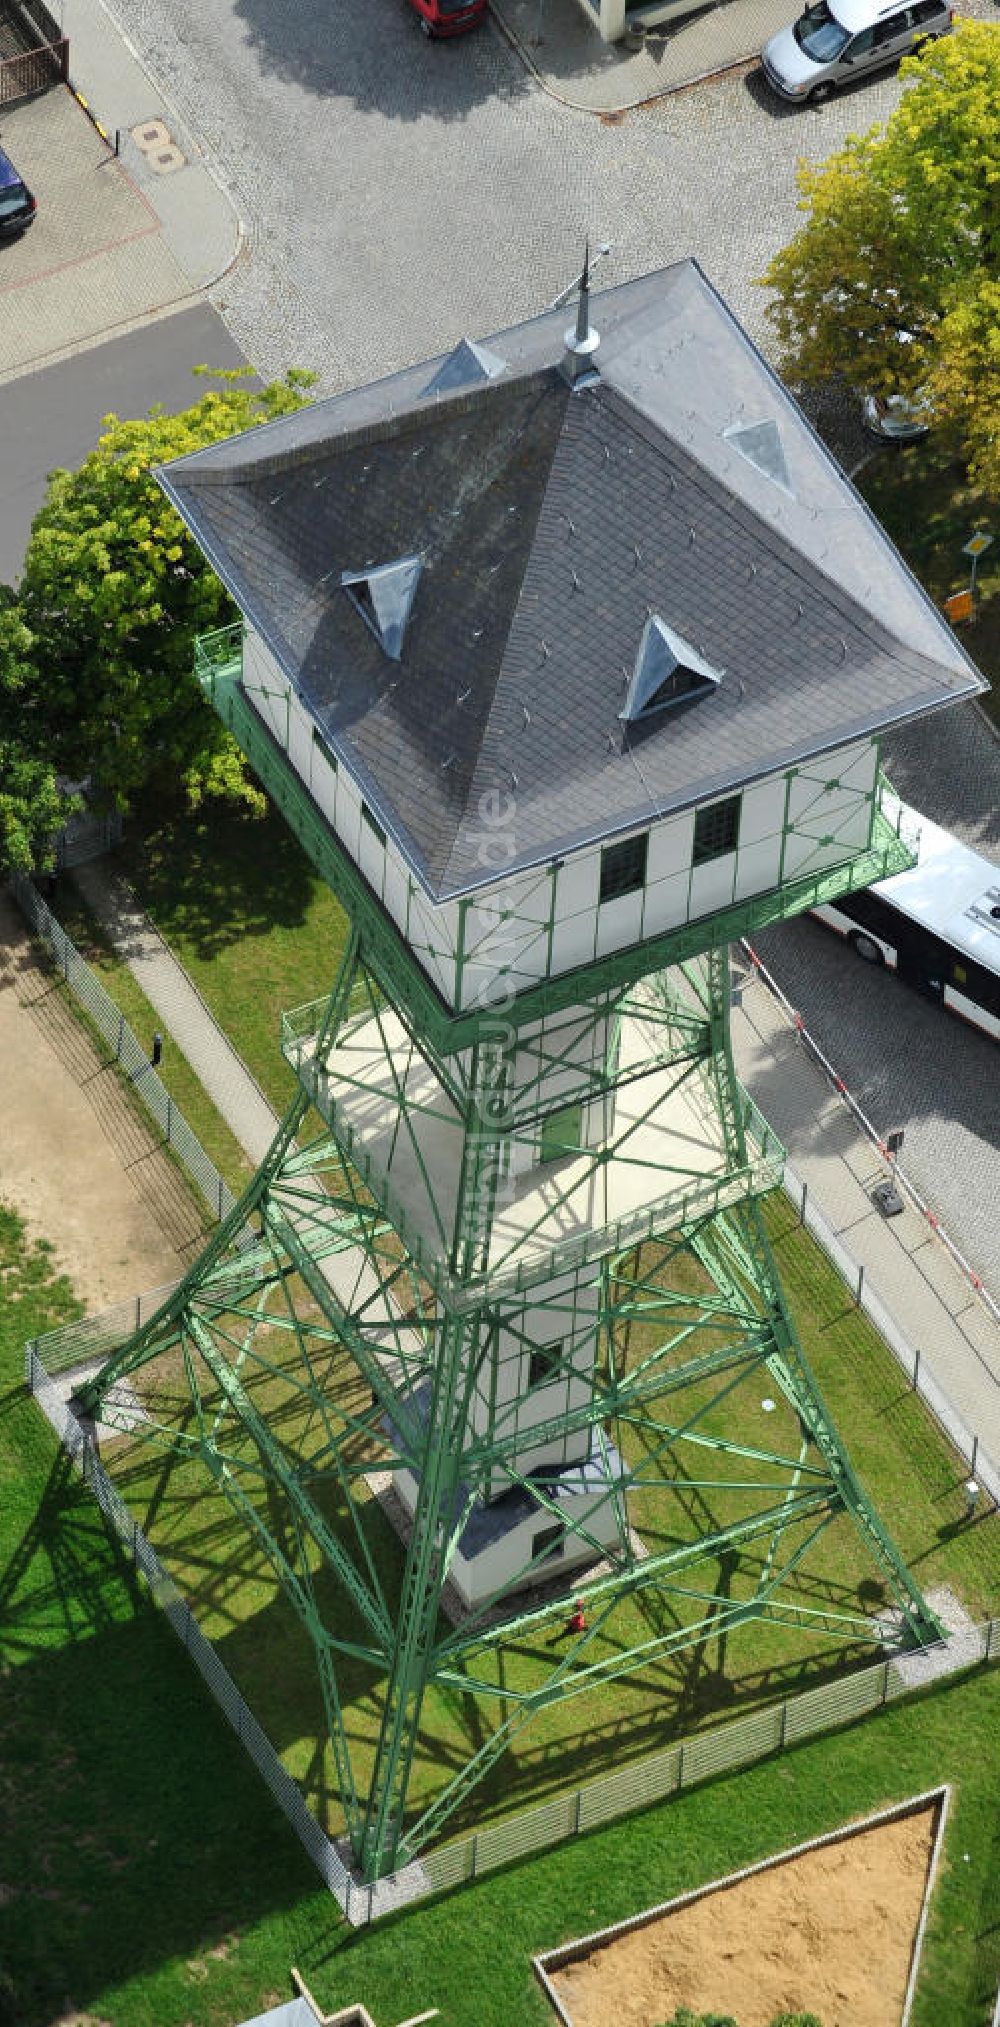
top-left (813, 802), bottom-right (1000, 1043)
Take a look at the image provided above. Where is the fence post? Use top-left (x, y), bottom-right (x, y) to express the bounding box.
top-left (166, 1095), bottom-right (173, 1146)
top-left (116, 1010), bottom-right (125, 1060)
top-left (574, 1787), bottom-right (583, 1836)
top-left (217, 1175), bottom-right (225, 1220)
top-left (912, 1347), bottom-right (920, 1391)
top-left (855, 1263), bottom-right (864, 1307)
top-left (779, 1699), bottom-right (788, 1750)
top-left (881, 1660), bottom-right (890, 1705)
top-left (971, 1433), bottom-right (979, 1475)
top-left (799, 1179), bottom-right (808, 1226)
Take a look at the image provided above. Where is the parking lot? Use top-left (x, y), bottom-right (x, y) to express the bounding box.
top-left (0, 84), bottom-right (192, 379)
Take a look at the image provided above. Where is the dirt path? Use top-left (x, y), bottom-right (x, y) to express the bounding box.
top-left (0, 894), bottom-right (209, 1311)
top-left (551, 1803), bottom-right (937, 2027)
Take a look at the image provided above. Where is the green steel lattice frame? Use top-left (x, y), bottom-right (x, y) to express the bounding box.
top-left (73, 632), bottom-right (941, 1883)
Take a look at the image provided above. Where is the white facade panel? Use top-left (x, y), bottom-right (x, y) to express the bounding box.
top-left (596, 889), bottom-right (643, 957)
top-left (309, 741), bottom-right (338, 829)
top-left (383, 854), bottom-right (409, 937)
top-left (646, 811), bottom-right (693, 883)
top-left (689, 852), bottom-right (737, 920)
top-left (640, 871), bottom-right (690, 941)
top-left (336, 773), bottom-right (362, 862)
top-left (734, 836), bottom-right (781, 901)
top-left (554, 851), bottom-right (599, 920)
top-left (357, 817), bottom-right (387, 901)
top-left (550, 909), bottom-right (598, 979)
top-left (738, 778), bottom-right (785, 848)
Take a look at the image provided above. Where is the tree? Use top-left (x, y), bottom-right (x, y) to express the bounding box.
top-left (14, 367), bottom-right (312, 816)
top-left (0, 592), bottom-right (76, 875)
top-left (761, 21), bottom-right (1000, 475)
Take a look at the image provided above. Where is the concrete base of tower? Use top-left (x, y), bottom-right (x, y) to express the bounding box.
top-left (390, 1426), bottom-right (627, 1612)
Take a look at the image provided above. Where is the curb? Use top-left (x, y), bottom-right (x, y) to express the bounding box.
top-left (83, 0), bottom-right (247, 293)
top-left (488, 0), bottom-right (757, 114)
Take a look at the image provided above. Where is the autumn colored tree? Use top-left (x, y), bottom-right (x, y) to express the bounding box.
top-left (761, 20), bottom-right (1000, 483)
top-left (15, 366), bottom-right (312, 816)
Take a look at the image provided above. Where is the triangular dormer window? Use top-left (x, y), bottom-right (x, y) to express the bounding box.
top-left (422, 338), bottom-right (506, 398)
top-left (620, 616), bottom-right (722, 725)
top-left (341, 555), bottom-right (422, 662)
top-left (723, 418), bottom-right (793, 496)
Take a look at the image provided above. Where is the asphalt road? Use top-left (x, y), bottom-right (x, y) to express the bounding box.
top-left (0, 301), bottom-right (247, 583)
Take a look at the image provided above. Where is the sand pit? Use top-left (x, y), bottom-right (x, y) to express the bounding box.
top-left (0, 894), bottom-right (205, 1309)
top-left (546, 1796), bottom-right (944, 2027)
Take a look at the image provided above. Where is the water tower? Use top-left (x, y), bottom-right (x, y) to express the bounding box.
top-left (79, 259), bottom-right (983, 1882)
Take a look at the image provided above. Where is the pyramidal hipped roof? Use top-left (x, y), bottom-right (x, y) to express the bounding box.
top-left (157, 260), bottom-right (986, 902)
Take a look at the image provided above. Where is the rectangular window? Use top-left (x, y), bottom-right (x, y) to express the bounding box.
top-left (693, 795), bottom-right (741, 866)
top-left (312, 726), bottom-right (337, 773)
top-left (539, 1101), bottom-right (582, 1166)
top-left (599, 832), bottom-right (648, 904)
top-left (532, 1524), bottom-right (565, 1563)
top-left (361, 802), bottom-right (387, 848)
top-left (528, 1341), bottom-right (563, 1391)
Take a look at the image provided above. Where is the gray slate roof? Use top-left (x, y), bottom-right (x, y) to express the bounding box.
top-left (158, 260), bottom-right (986, 902)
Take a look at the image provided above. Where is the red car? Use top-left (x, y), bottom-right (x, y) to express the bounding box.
top-left (408, 0), bottom-right (487, 34)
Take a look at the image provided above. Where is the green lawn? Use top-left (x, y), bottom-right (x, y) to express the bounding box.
top-left (99, 791), bottom-right (1000, 1845)
top-left (93, 1186), bottom-right (999, 1858)
top-left (2, 1198), bottom-right (997, 2027)
top-left (3, 948), bottom-right (999, 2025)
top-left (858, 444), bottom-right (999, 717)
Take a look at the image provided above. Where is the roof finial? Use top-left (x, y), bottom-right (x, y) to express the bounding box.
top-left (575, 240), bottom-right (592, 348)
top-left (560, 239), bottom-right (603, 390)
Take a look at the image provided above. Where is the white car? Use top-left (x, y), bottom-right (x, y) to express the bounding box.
top-left (762, 0), bottom-right (952, 104)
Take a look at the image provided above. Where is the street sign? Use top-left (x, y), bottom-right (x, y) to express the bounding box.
top-left (963, 532), bottom-right (993, 559)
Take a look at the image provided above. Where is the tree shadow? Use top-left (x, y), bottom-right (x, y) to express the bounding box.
top-left (0, 1452), bottom-right (335, 2027)
top-left (230, 0), bottom-right (536, 121)
top-left (121, 797), bottom-right (326, 966)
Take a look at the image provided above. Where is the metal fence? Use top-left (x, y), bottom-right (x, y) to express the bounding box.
top-left (0, 35), bottom-right (66, 99)
top-left (10, 872), bottom-right (252, 1243)
top-left (25, 1344), bottom-right (364, 1919)
top-left (24, 1334), bottom-right (1000, 1926)
top-left (417, 1622), bottom-right (1000, 1897)
top-left (54, 808), bottom-right (124, 870)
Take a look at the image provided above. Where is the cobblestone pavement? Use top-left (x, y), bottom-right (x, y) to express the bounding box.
top-left (87, 0), bottom-right (981, 391)
top-left (81, 0), bottom-right (1000, 1291)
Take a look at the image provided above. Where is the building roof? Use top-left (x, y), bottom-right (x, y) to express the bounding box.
top-left (158, 260), bottom-right (986, 903)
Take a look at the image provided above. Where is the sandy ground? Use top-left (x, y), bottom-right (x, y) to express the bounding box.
top-left (0, 894), bottom-right (207, 1311)
top-left (551, 1803), bottom-right (937, 2027)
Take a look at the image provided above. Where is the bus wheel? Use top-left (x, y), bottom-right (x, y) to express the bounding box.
top-left (851, 932), bottom-right (884, 966)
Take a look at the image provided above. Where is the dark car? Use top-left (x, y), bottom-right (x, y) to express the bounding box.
top-left (0, 142), bottom-right (36, 237)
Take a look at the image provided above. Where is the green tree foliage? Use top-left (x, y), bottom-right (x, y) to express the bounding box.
top-left (0, 591), bottom-right (76, 875)
top-left (13, 366), bottom-right (312, 819)
top-left (760, 21), bottom-right (1000, 484)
